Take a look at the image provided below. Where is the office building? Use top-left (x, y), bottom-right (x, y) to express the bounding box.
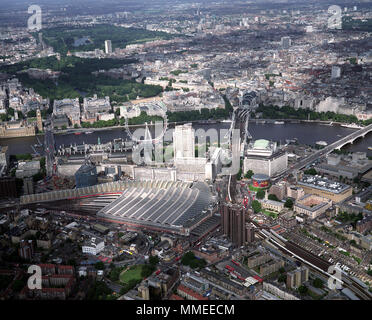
top-left (281, 37), bottom-right (291, 49)
top-left (297, 175), bottom-right (352, 202)
top-left (138, 285), bottom-right (150, 300)
top-left (278, 213), bottom-right (297, 229)
top-left (172, 123), bottom-right (216, 180)
top-left (287, 185), bottom-right (305, 200)
top-left (244, 139), bottom-right (287, 178)
top-left (331, 66), bottom-right (341, 79)
top-left (205, 147), bottom-right (223, 181)
top-left (177, 284), bottom-right (208, 301)
top-left (53, 114), bottom-right (69, 129)
top-left (294, 194), bottom-right (332, 219)
top-left (269, 181), bottom-right (287, 200)
top-left (327, 154), bottom-right (341, 166)
top-left (247, 252), bottom-right (271, 268)
top-left (259, 259), bottom-right (284, 277)
top-left (19, 239), bottom-right (34, 260)
top-left (220, 203), bottom-right (247, 246)
top-left (356, 215), bottom-right (372, 234)
top-left (21, 264), bottom-right (76, 300)
top-left (23, 177), bottom-right (34, 195)
top-left (286, 266), bottom-right (309, 289)
top-left (315, 152), bottom-right (370, 180)
top-left (263, 282), bottom-right (299, 300)
top-left (246, 225), bottom-right (255, 243)
top-left (83, 95), bottom-right (111, 114)
top-left (0, 177), bottom-right (17, 198)
top-left (0, 146), bottom-right (9, 168)
top-left (260, 199), bottom-right (284, 213)
top-left (173, 123), bottom-right (195, 160)
top-left (142, 267), bottom-right (179, 299)
top-left (82, 237), bottom-right (104, 255)
top-left (16, 161), bottom-right (40, 179)
top-left (105, 40), bottom-right (112, 54)
top-left (53, 98), bottom-right (81, 127)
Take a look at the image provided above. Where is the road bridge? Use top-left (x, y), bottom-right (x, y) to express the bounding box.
top-left (273, 123), bottom-right (372, 182)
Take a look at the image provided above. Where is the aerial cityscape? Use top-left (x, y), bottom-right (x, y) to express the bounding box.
top-left (0, 0), bottom-right (371, 306)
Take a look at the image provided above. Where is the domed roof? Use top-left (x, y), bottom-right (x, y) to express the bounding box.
top-left (252, 173), bottom-right (270, 181)
top-left (253, 139), bottom-right (269, 149)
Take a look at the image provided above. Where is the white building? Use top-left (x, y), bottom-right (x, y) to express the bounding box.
top-left (331, 66), bottom-right (341, 79)
top-left (172, 123), bottom-right (223, 181)
top-left (243, 139), bottom-right (288, 178)
top-left (82, 237), bottom-right (105, 255)
top-left (98, 113), bottom-right (115, 121)
top-left (260, 199), bottom-right (284, 213)
top-left (0, 146), bottom-right (8, 168)
top-left (205, 147), bottom-right (223, 180)
top-left (105, 40), bottom-right (112, 54)
top-left (16, 160), bottom-right (41, 178)
top-left (83, 95), bottom-right (111, 114)
top-left (53, 98), bottom-right (81, 126)
top-left (173, 123), bottom-right (195, 160)
top-left (120, 104), bottom-right (141, 119)
top-left (78, 266), bottom-right (87, 277)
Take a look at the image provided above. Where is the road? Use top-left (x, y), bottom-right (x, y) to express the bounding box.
top-left (273, 123), bottom-right (372, 182)
top-left (104, 278), bottom-right (123, 293)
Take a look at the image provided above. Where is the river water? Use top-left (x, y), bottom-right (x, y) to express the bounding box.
top-left (0, 122), bottom-right (371, 157)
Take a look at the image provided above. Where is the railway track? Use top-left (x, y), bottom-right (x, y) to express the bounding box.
top-left (263, 232), bottom-right (372, 300)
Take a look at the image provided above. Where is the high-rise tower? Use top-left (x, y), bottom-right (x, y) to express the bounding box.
top-left (105, 40), bottom-right (112, 54)
top-left (36, 109), bottom-right (43, 132)
top-left (173, 123), bottom-right (195, 160)
top-left (220, 203), bottom-right (248, 246)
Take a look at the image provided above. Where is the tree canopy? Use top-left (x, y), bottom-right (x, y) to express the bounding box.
top-left (252, 200), bottom-right (262, 213)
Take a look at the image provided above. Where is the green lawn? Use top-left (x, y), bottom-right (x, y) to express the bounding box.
top-left (38, 25), bottom-right (175, 55)
top-left (340, 251), bottom-right (350, 257)
top-left (352, 256), bottom-right (361, 264)
top-left (249, 185), bottom-right (270, 192)
top-left (263, 210), bottom-right (278, 219)
top-left (119, 265), bottom-right (144, 284)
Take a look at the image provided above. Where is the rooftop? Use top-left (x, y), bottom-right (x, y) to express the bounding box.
top-left (298, 175), bottom-right (351, 194)
top-left (253, 139), bottom-right (270, 149)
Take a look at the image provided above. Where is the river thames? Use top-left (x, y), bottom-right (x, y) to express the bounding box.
top-left (0, 122), bottom-right (371, 157)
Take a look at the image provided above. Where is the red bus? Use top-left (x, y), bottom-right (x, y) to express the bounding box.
top-left (253, 275), bottom-right (263, 283)
top-left (231, 259), bottom-right (240, 266)
top-left (225, 265), bottom-right (234, 272)
top-left (243, 197), bottom-right (249, 208)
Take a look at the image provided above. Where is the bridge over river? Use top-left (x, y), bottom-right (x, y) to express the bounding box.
top-left (273, 123), bottom-right (372, 182)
